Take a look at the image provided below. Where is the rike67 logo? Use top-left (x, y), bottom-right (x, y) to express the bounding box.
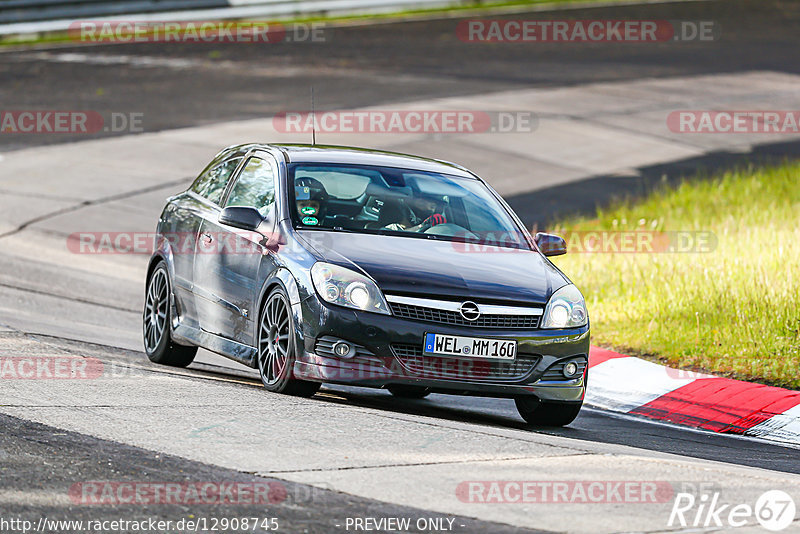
top-left (669, 490), bottom-right (796, 531)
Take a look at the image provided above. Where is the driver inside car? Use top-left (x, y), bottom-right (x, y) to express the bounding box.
top-left (295, 177), bottom-right (329, 226)
top-left (383, 194), bottom-right (447, 232)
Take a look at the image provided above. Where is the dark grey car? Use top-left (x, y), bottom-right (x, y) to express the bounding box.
top-left (144, 144), bottom-right (590, 426)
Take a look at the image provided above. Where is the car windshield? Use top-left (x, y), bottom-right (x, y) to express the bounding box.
top-left (288, 163), bottom-right (529, 249)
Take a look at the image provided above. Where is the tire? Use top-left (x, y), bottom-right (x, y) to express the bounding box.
top-left (515, 397), bottom-right (582, 427)
top-left (143, 262), bottom-right (197, 367)
top-left (257, 286), bottom-right (320, 397)
top-left (387, 385), bottom-right (431, 399)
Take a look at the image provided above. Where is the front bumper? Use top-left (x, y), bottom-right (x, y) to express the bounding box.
top-left (292, 297), bottom-right (589, 401)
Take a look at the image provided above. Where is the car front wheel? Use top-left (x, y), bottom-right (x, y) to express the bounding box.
top-left (143, 261), bottom-right (197, 367)
top-left (515, 397), bottom-right (582, 427)
top-left (257, 286), bottom-right (320, 397)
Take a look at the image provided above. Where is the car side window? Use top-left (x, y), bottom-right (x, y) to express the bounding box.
top-left (191, 157), bottom-right (241, 205)
top-left (225, 157), bottom-right (275, 217)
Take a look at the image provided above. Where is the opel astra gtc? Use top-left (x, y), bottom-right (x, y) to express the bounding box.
top-left (143, 144), bottom-right (589, 426)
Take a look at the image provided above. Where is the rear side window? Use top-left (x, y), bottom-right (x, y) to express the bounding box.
top-left (224, 157), bottom-right (276, 217)
top-left (191, 157), bottom-right (241, 205)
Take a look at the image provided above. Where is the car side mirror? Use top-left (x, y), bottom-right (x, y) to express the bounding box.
top-left (219, 206), bottom-right (264, 231)
top-left (535, 232), bottom-right (567, 257)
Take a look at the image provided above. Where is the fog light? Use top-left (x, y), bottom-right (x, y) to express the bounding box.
top-left (332, 341), bottom-right (353, 358)
top-left (563, 361), bottom-right (579, 378)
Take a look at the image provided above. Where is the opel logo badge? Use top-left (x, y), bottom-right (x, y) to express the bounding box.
top-left (459, 301), bottom-right (481, 321)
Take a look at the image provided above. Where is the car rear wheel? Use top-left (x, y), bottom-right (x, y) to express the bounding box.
top-left (258, 287), bottom-right (320, 397)
top-left (143, 262), bottom-right (197, 367)
top-left (387, 385), bottom-right (431, 399)
top-left (515, 397), bottom-right (582, 427)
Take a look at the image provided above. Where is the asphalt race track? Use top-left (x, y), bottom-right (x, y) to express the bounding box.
top-left (0, 0), bottom-right (798, 149)
top-left (1, 0), bottom-right (799, 532)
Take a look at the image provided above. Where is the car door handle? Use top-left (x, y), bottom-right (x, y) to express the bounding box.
top-left (201, 232), bottom-right (213, 244)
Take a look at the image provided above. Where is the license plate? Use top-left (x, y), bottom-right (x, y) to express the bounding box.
top-left (423, 333), bottom-right (516, 360)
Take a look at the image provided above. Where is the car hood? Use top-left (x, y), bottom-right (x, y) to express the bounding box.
top-left (297, 230), bottom-right (567, 305)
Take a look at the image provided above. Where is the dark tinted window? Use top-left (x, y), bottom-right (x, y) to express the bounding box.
top-left (288, 163), bottom-right (528, 249)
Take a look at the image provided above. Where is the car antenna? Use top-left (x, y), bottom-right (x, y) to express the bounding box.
top-left (310, 86), bottom-right (316, 146)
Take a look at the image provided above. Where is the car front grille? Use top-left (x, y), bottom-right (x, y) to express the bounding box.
top-left (391, 343), bottom-right (539, 382)
top-left (389, 302), bottom-right (540, 329)
top-left (539, 356), bottom-right (588, 381)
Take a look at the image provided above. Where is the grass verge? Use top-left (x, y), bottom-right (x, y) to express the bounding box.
top-left (551, 162), bottom-right (800, 390)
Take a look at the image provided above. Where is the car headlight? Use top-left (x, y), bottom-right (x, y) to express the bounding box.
top-left (310, 262), bottom-right (390, 315)
top-left (541, 284), bottom-right (588, 328)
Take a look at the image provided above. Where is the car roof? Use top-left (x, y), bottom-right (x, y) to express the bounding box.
top-left (265, 144), bottom-right (477, 179)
